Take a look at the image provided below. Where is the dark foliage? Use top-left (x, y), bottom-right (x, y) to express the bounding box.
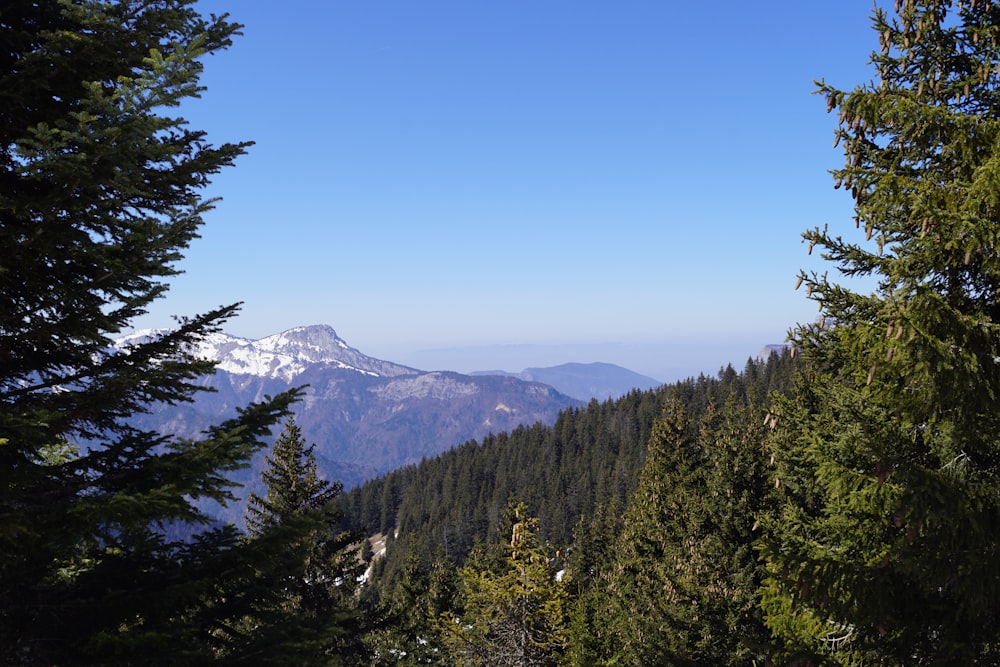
top-left (0, 2), bottom-right (333, 663)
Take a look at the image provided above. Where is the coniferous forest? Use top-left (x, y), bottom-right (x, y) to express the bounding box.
top-left (5, 0), bottom-right (1000, 665)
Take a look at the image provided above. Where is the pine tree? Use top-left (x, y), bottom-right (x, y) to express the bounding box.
top-left (598, 401), bottom-right (698, 665)
top-left (596, 395), bottom-right (770, 666)
top-left (367, 547), bottom-right (456, 665)
top-left (244, 416), bottom-right (370, 663)
top-left (440, 502), bottom-right (568, 667)
top-left (0, 1), bottom-right (310, 663)
top-left (563, 501), bottom-right (622, 667)
top-left (246, 416), bottom-right (344, 534)
top-left (761, 1), bottom-right (1000, 662)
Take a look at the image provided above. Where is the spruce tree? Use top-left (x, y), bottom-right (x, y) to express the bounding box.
top-left (0, 1), bottom-right (308, 663)
top-left (244, 416), bottom-right (369, 663)
top-left (596, 395), bottom-right (770, 666)
top-left (439, 503), bottom-right (568, 667)
top-left (366, 548), bottom-right (456, 665)
top-left (761, 0), bottom-right (1000, 662)
top-left (246, 416), bottom-right (344, 534)
top-left (563, 496), bottom-right (623, 666)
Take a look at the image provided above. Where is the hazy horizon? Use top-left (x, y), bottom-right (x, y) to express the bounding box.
top-left (390, 338), bottom-right (783, 384)
top-left (131, 1), bottom-right (880, 371)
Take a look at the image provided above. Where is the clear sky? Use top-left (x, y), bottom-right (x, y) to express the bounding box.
top-left (132, 1), bottom-right (884, 381)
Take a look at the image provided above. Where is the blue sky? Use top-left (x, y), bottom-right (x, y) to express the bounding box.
top-left (134, 1), bottom-right (882, 381)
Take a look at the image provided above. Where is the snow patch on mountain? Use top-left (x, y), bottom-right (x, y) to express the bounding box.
top-left (116, 324), bottom-right (418, 382)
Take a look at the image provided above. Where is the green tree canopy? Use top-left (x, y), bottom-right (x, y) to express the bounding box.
top-left (246, 416), bottom-right (344, 535)
top-left (595, 394), bottom-right (771, 666)
top-left (0, 1), bottom-right (310, 663)
top-left (244, 416), bottom-right (370, 664)
top-left (440, 502), bottom-right (568, 667)
top-left (761, 0), bottom-right (1000, 663)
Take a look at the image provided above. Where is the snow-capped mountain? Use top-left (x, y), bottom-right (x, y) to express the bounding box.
top-left (119, 325), bottom-right (582, 501)
top-left (117, 324), bottom-right (417, 383)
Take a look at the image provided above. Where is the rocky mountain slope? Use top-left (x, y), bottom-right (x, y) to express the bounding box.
top-left (118, 325), bottom-right (582, 497)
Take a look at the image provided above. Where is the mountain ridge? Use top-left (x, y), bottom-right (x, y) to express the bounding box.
top-left (117, 324), bottom-right (665, 402)
top-left (117, 324), bottom-right (418, 382)
top-left (472, 361), bottom-right (662, 402)
top-left (119, 325), bottom-right (585, 495)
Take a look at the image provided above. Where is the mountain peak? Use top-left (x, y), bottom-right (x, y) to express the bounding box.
top-left (116, 324), bottom-right (418, 382)
top-left (253, 324), bottom-right (350, 363)
top-left (205, 325), bottom-right (419, 382)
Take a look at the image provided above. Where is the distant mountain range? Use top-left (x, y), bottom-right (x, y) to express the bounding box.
top-left (471, 363), bottom-right (661, 402)
top-left (117, 326), bottom-right (665, 514)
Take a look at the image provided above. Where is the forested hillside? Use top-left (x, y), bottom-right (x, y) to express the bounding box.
top-left (11, 0), bottom-right (1000, 664)
top-left (340, 351), bottom-right (798, 660)
top-left (344, 354), bottom-right (794, 547)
